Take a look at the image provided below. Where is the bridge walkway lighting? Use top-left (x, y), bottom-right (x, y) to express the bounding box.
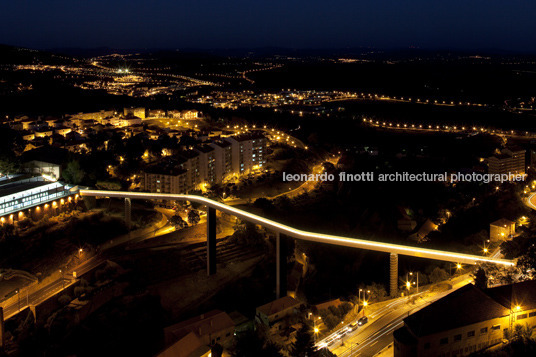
top-left (80, 190), bottom-right (516, 267)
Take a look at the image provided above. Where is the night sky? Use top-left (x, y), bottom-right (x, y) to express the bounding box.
top-left (1, 0), bottom-right (535, 52)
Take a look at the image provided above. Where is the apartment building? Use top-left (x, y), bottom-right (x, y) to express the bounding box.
top-left (142, 161), bottom-right (188, 194)
top-left (394, 280), bottom-right (536, 357)
top-left (225, 132), bottom-right (267, 175)
top-left (194, 145), bottom-right (217, 185)
top-left (488, 146), bottom-right (526, 176)
top-left (209, 140), bottom-right (233, 181)
top-left (142, 132), bottom-right (267, 194)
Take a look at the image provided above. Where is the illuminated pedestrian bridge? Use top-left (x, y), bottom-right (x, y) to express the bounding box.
top-left (80, 190), bottom-right (515, 297)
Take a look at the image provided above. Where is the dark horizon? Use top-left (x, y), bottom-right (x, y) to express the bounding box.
top-left (4, 42), bottom-right (536, 59)
top-left (1, 0), bottom-right (535, 53)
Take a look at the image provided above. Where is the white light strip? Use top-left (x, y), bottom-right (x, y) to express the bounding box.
top-left (528, 193), bottom-right (536, 211)
top-left (80, 190), bottom-right (515, 266)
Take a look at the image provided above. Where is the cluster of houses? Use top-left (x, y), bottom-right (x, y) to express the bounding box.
top-left (6, 108), bottom-right (200, 153)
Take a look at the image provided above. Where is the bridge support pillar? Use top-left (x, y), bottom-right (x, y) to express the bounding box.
top-left (124, 198), bottom-right (131, 230)
top-left (207, 207), bottom-right (217, 276)
top-left (0, 307), bottom-right (4, 348)
top-left (390, 253), bottom-right (398, 297)
top-left (276, 232), bottom-right (288, 298)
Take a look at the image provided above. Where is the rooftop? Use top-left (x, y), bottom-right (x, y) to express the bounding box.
top-left (164, 309), bottom-right (234, 342)
top-left (490, 218), bottom-right (515, 227)
top-left (257, 296), bottom-right (301, 316)
top-left (484, 279), bottom-right (536, 312)
top-left (0, 178), bottom-right (55, 198)
top-left (403, 284), bottom-right (509, 338)
top-left (144, 160), bottom-right (187, 176)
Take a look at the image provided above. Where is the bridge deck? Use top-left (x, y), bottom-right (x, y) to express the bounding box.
top-left (80, 190), bottom-right (515, 266)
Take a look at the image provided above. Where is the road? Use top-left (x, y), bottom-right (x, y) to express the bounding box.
top-left (317, 275), bottom-right (474, 357)
top-left (222, 155), bottom-right (340, 204)
top-left (1, 208), bottom-right (174, 320)
top-left (2, 253), bottom-right (116, 319)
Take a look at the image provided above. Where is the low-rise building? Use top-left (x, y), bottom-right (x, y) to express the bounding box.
top-left (0, 175), bottom-right (79, 223)
top-left (255, 296), bottom-right (301, 327)
top-left (490, 218), bottom-right (515, 241)
top-left (123, 107), bottom-right (146, 119)
top-left (163, 310), bottom-right (235, 352)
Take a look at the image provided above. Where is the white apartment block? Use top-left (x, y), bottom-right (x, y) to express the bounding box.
top-left (142, 132), bottom-right (267, 194)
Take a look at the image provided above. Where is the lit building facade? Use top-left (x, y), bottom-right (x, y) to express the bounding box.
top-left (488, 147), bottom-right (526, 176)
top-left (0, 176), bottom-right (79, 224)
top-left (394, 281), bottom-right (536, 357)
top-left (489, 218), bottom-right (515, 241)
top-left (142, 132), bottom-right (267, 194)
top-left (225, 132), bottom-right (267, 174)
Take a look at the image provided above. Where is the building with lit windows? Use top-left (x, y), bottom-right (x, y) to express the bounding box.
top-left (142, 162), bottom-right (188, 195)
top-left (141, 132), bottom-right (268, 194)
top-left (123, 107), bottom-right (146, 119)
top-left (194, 145), bottom-right (217, 185)
top-left (394, 280), bottom-right (536, 357)
top-left (0, 175), bottom-right (79, 224)
top-left (168, 109), bottom-right (199, 120)
top-left (209, 140), bottom-right (233, 181)
top-left (487, 146), bottom-right (526, 177)
top-left (225, 132), bottom-right (267, 174)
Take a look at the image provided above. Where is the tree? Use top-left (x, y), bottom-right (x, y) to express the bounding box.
top-left (187, 210), bottom-right (200, 225)
top-left (506, 323), bottom-right (535, 343)
top-left (95, 180), bottom-right (122, 191)
top-left (170, 215), bottom-right (188, 229)
top-left (319, 310), bottom-right (340, 331)
top-left (62, 160), bottom-right (85, 184)
top-left (429, 267), bottom-right (449, 284)
top-left (211, 343), bottom-right (223, 357)
top-left (0, 224), bottom-right (17, 242)
top-left (518, 243), bottom-right (536, 276)
top-left (254, 198), bottom-right (274, 212)
top-left (232, 330), bottom-right (282, 357)
top-left (473, 267), bottom-right (488, 289)
top-left (363, 282), bottom-right (388, 303)
top-left (290, 325), bottom-right (315, 357)
top-left (230, 221), bottom-right (265, 247)
top-left (0, 157), bottom-right (19, 178)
